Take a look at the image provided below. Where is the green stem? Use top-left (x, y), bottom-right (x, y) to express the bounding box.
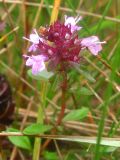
top-left (93, 102), bottom-right (108, 160)
top-left (32, 81), bottom-right (47, 160)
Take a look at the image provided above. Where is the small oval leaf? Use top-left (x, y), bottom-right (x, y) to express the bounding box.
top-left (7, 128), bottom-right (32, 151)
top-left (43, 151), bottom-right (58, 160)
top-left (28, 69), bottom-right (54, 81)
top-left (63, 107), bottom-right (89, 121)
top-left (23, 123), bottom-right (52, 135)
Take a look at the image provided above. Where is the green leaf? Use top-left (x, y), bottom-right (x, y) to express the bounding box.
top-left (43, 0), bottom-right (53, 15)
top-left (100, 146), bottom-right (117, 153)
top-left (28, 69), bottom-right (54, 81)
top-left (95, 0), bottom-right (113, 33)
top-left (63, 107), bottom-right (89, 121)
top-left (23, 123), bottom-right (52, 135)
top-left (43, 151), bottom-right (58, 160)
top-left (70, 87), bottom-right (93, 95)
top-left (7, 128), bottom-right (32, 151)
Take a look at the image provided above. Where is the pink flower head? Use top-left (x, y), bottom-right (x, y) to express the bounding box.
top-left (23, 29), bottom-right (43, 52)
top-left (23, 55), bottom-right (46, 75)
top-left (23, 16), bottom-right (106, 73)
top-left (64, 15), bottom-right (82, 33)
top-left (81, 36), bottom-right (106, 55)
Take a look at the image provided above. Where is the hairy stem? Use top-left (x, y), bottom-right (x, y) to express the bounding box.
top-left (42, 67), bottom-right (67, 150)
top-left (57, 70), bottom-right (67, 125)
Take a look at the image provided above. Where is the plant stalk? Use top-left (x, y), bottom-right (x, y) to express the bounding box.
top-left (39, 0), bottom-right (62, 153)
top-left (42, 67), bottom-right (67, 150)
top-left (57, 69), bottom-right (67, 125)
top-left (32, 81), bottom-right (47, 160)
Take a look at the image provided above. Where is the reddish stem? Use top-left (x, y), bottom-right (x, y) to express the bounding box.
top-left (57, 104), bottom-right (66, 125)
top-left (56, 73), bottom-right (67, 125)
top-left (42, 66), bottom-right (67, 151)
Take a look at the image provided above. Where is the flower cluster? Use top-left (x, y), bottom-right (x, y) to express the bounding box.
top-left (23, 16), bottom-right (106, 75)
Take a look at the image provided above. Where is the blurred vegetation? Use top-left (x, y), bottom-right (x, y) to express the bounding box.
top-left (0, 0), bottom-right (120, 160)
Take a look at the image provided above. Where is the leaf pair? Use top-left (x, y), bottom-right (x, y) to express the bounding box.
top-left (7, 124), bottom-right (52, 150)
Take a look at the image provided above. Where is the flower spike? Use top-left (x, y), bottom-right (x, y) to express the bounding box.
top-left (23, 16), bottom-right (106, 75)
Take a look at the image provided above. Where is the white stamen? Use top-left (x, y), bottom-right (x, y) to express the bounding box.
top-left (23, 36), bottom-right (31, 42)
top-left (75, 15), bottom-right (82, 24)
top-left (23, 55), bottom-right (30, 58)
top-left (95, 41), bottom-right (106, 44)
top-left (64, 15), bottom-right (67, 21)
top-left (33, 29), bottom-right (39, 36)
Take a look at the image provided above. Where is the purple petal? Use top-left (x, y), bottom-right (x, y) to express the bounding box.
top-left (81, 36), bottom-right (103, 55)
top-left (65, 16), bottom-right (82, 26)
top-left (81, 36), bottom-right (100, 47)
top-left (65, 17), bottom-right (77, 26)
top-left (71, 26), bottom-right (82, 33)
top-left (29, 34), bottom-right (40, 44)
top-left (26, 57), bottom-right (34, 66)
top-left (88, 44), bottom-right (102, 55)
top-left (28, 44), bottom-right (37, 52)
top-left (32, 55), bottom-right (47, 61)
top-left (32, 61), bottom-right (45, 75)
top-left (64, 15), bottom-right (82, 33)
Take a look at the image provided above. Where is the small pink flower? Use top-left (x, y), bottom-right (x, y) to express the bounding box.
top-left (23, 55), bottom-right (46, 75)
top-left (64, 15), bottom-right (82, 33)
top-left (23, 29), bottom-right (43, 52)
top-left (81, 36), bottom-right (106, 55)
